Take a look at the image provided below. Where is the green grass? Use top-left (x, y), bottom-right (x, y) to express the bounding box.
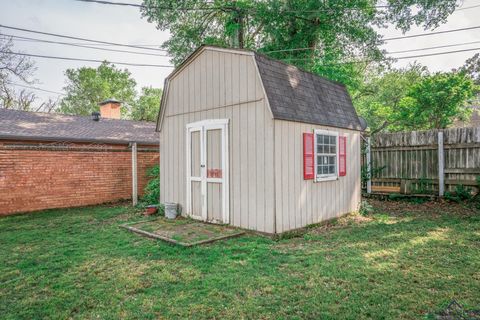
top-left (0, 203), bottom-right (479, 319)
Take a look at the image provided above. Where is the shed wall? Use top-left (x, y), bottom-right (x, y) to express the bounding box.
top-left (160, 49), bottom-right (275, 233)
top-left (273, 120), bottom-right (361, 233)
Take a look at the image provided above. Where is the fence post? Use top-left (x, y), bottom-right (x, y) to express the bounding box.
top-left (131, 142), bottom-right (138, 206)
top-left (438, 131), bottom-right (444, 197)
top-left (366, 137), bottom-right (372, 194)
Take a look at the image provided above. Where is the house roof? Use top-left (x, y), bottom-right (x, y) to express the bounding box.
top-left (157, 45), bottom-right (362, 131)
top-left (0, 108), bottom-right (158, 145)
top-left (254, 53), bottom-right (362, 131)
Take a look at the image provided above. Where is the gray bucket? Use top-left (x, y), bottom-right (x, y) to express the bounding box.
top-left (164, 202), bottom-right (178, 219)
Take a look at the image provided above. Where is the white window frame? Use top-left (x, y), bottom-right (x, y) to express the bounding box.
top-left (314, 129), bottom-right (339, 182)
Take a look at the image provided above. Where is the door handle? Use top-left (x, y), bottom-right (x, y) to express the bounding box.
top-left (200, 165), bottom-right (205, 168)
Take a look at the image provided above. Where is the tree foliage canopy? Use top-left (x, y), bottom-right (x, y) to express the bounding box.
top-left (141, 0), bottom-right (458, 90)
top-left (130, 86), bottom-right (163, 122)
top-left (354, 64), bottom-right (427, 132)
top-left (59, 62), bottom-right (137, 116)
top-left (404, 72), bottom-right (475, 129)
top-left (354, 65), bottom-right (476, 132)
top-left (59, 62), bottom-right (162, 121)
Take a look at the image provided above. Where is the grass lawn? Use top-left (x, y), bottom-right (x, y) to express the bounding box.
top-left (0, 200), bottom-right (479, 319)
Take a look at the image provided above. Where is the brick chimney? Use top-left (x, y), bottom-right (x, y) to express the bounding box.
top-left (98, 99), bottom-right (121, 119)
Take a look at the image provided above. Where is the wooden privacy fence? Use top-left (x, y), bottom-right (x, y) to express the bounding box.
top-left (363, 127), bottom-right (480, 196)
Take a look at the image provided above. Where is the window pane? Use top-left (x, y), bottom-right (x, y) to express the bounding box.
top-left (329, 156), bottom-right (335, 164)
top-left (329, 165), bottom-right (335, 174)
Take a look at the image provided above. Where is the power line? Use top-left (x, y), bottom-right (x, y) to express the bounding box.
top-left (1, 50), bottom-right (174, 68)
top-left (281, 46), bottom-right (480, 65)
top-left (0, 24), bottom-right (168, 52)
top-left (74, 0), bottom-right (227, 11)
top-left (456, 3), bottom-right (480, 11)
top-left (74, 0), bottom-right (395, 16)
top-left (383, 25), bottom-right (480, 41)
top-left (392, 46), bottom-right (480, 60)
top-left (5, 81), bottom-right (65, 95)
top-left (263, 24), bottom-right (480, 54)
top-left (74, 0), bottom-right (480, 14)
top-left (389, 40), bottom-right (480, 54)
top-left (0, 37), bottom-right (163, 47)
top-left (1, 33), bottom-right (169, 57)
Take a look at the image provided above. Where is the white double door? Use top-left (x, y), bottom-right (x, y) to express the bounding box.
top-left (186, 119), bottom-right (229, 224)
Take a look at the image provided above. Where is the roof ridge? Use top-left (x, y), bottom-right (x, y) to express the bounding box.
top-left (0, 108), bottom-right (156, 125)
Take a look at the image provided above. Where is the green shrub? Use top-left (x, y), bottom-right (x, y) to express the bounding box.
top-left (142, 165), bottom-right (160, 205)
top-left (359, 200), bottom-right (374, 216)
top-left (444, 184), bottom-right (472, 203)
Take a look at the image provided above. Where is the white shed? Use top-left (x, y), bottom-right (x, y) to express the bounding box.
top-left (156, 45), bottom-right (362, 234)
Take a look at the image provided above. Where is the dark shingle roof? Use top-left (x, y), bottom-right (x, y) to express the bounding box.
top-left (254, 53), bottom-right (362, 131)
top-left (0, 108), bottom-right (158, 145)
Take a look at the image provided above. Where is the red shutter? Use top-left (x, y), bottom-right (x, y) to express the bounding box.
top-left (339, 136), bottom-right (347, 177)
top-left (303, 133), bottom-right (314, 180)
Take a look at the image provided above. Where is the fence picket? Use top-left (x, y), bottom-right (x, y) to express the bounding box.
top-left (362, 127), bottom-right (479, 195)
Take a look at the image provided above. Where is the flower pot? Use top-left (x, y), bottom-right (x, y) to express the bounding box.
top-left (144, 205), bottom-right (158, 216)
top-left (164, 202), bottom-right (178, 219)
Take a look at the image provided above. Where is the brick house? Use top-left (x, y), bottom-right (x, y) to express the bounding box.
top-left (0, 100), bottom-right (159, 216)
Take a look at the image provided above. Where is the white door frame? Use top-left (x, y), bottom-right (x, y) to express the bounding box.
top-left (186, 119), bottom-right (229, 224)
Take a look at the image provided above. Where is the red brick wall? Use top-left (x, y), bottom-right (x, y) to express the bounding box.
top-left (0, 140), bottom-right (159, 216)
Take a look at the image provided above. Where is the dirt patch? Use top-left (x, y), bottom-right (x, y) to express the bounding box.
top-left (367, 198), bottom-right (478, 217)
top-left (122, 217), bottom-right (245, 246)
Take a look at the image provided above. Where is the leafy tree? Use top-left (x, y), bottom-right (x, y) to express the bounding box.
top-left (457, 53), bottom-right (480, 85)
top-left (130, 87), bottom-right (162, 121)
top-left (59, 62), bottom-right (137, 116)
top-left (402, 72), bottom-right (476, 129)
top-left (141, 0), bottom-right (458, 89)
top-left (354, 63), bottom-right (427, 132)
top-left (0, 35), bottom-right (37, 110)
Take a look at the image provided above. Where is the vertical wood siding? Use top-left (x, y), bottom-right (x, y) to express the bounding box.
top-left (159, 48), bottom-right (275, 233)
top-left (273, 120), bottom-right (361, 233)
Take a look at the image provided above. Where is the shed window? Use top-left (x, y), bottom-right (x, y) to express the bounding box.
top-left (314, 130), bottom-right (338, 181)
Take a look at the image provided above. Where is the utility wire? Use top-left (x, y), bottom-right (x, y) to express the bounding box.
top-left (1, 51), bottom-right (174, 68)
top-left (282, 46), bottom-right (480, 65)
top-left (1, 33), bottom-right (169, 57)
top-left (5, 81), bottom-right (65, 95)
top-left (388, 39), bottom-right (480, 54)
top-left (73, 0), bottom-right (228, 11)
top-left (263, 24), bottom-right (480, 54)
top-left (0, 24), bottom-right (168, 52)
top-left (74, 0), bottom-right (480, 14)
top-left (456, 3), bottom-right (480, 11)
top-left (0, 37), bottom-right (163, 47)
top-left (5, 44), bottom-right (478, 70)
top-left (392, 46), bottom-right (480, 60)
top-left (383, 25), bottom-right (480, 41)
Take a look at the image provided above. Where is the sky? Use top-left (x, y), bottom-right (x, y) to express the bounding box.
top-left (1, 0), bottom-right (480, 107)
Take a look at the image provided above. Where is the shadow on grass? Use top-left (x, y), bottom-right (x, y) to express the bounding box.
top-left (0, 204), bottom-right (479, 319)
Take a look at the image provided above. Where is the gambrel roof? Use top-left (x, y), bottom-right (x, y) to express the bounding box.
top-left (254, 53), bottom-right (362, 131)
top-left (156, 46), bottom-right (362, 131)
